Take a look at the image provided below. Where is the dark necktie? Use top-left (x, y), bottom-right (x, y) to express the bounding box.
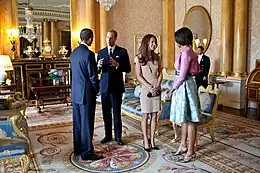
top-left (109, 48), bottom-right (113, 57)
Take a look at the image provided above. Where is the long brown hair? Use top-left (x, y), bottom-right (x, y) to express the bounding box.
top-left (137, 34), bottom-right (160, 66)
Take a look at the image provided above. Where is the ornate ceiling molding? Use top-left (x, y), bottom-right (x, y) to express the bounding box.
top-left (18, 5), bottom-right (70, 23)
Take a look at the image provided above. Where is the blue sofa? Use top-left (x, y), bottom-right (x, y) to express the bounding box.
top-left (121, 77), bottom-right (174, 133)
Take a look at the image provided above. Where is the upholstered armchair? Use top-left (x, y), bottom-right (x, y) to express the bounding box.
top-left (0, 114), bottom-right (32, 172)
top-left (196, 85), bottom-right (221, 144)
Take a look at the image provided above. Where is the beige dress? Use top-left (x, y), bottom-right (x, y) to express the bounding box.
top-left (135, 57), bottom-right (161, 114)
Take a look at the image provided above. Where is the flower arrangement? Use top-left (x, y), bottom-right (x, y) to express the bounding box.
top-left (48, 69), bottom-right (64, 80)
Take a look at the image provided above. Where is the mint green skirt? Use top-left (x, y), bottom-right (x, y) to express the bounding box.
top-left (170, 75), bottom-right (201, 123)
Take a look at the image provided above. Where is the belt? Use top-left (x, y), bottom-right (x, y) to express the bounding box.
top-left (175, 71), bottom-right (193, 76)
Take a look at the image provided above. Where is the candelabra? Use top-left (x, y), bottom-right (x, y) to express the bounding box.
top-left (193, 38), bottom-right (208, 52)
top-left (19, 6), bottom-right (41, 43)
top-left (96, 0), bottom-right (118, 11)
top-left (7, 29), bottom-right (19, 59)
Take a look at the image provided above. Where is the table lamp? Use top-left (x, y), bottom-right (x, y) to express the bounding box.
top-left (0, 55), bottom-right (13, 85)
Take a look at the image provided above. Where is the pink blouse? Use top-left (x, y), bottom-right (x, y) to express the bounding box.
top-left (173, 46), bottom-right (200, 90)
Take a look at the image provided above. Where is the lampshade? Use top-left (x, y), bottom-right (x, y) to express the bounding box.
top-left (0, 55), bottom-right (13, 71)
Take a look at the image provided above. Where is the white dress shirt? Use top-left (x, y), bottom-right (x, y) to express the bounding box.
top-left (198, 54), bottom-right (203, 64)
top-left (80, 42), bottom-right (89, 47)
top-left (108, 45), bottom-right (116, 55)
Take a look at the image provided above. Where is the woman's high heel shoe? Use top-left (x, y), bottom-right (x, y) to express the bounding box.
top-left (182, 154), bottom-right (196, 163)
top-left (174, 146), bottom-right (188, 156)
top-left (143, 141), bottom-right (151, 152)
top-left (148, 139), bottom-right (159, 150)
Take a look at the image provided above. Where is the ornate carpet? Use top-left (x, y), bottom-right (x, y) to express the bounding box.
top-left (1, 104), bottom-right (260, 173)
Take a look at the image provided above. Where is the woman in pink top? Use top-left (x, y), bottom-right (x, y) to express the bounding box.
top-left (168, 27), bottom-right (201, 162)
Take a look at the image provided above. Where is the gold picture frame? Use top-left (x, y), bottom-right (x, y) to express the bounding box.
top-left (134, 35), bottom-right (161, 58)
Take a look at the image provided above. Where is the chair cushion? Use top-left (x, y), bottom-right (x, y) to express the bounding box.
top-left (0, 121), bottom-right (16, 137)
top-left (134, 85), bottom-right (141, 98)
top-left (160, 102), bottom-right (171, 120)
top-left (199, 92), bottom-right (216, 114)
top-left (122, 98), bottom-right (141, 116)
top-left (123, 86), bottom-right (135, 100)
top-left (0, 138), bottom-right (28, 159)
top-left (161, 80), bottom-right (174, 90)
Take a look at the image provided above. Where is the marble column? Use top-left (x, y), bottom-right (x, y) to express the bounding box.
top-left (162, 0), bottom-right (175, 69)
top-left (70, 0), bottom-right (96, 52)
top-left (219, 0), bottom-right (234, 76)
top-left (51, 20), bottom-right (59, 56)
top-left (43, 20), bottom-right (51, 41)
top-left (0, 0), bottom-right (19, 59)
top-left (99, 5), bottom-right (108, 49)
top-left (233, 0), bottom-right (248, 77)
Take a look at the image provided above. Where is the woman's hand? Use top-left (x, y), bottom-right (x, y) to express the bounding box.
top-left (168, 89), bottom-right (175, 99)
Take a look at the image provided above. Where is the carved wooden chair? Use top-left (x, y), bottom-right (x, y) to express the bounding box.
top-left (0, 114), bottom-right (32, 173)
top-left (0, 92), bottom-right (31, 172)
top-left (196, 85), bottom-right (221, 144)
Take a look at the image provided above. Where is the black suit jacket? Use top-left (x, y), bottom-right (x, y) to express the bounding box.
top-left (97, 45), bottom-right (131, 94)
top-left (195, 55), bottom-right (210, 88)
top-left (70, 44), bottom-right (99, 104)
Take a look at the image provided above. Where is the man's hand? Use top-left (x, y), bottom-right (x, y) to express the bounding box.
top-left (203, 76), bottom-right (207, 80)
top-left (97, 58), bottom-right (103, 68)
top-left (109, 57), bottom-right (119, 67)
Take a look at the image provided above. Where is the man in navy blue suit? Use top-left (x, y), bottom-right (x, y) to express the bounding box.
top-left (97, 30), bottom-right (131, 145)
top-left (71, 28), bottom-right (103, 160)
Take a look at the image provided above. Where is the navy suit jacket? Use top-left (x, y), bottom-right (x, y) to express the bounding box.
top-left (71, 44), bottom-right (99, 105)
top-left (97, 45), bottom-right (131, 94)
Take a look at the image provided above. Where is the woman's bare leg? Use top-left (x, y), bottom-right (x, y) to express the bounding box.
top-left (171, 122), bottom-right (179, 142)
top-left (142, 113), bottom-right (149, 148)
top-left (175, 122), bottom-right (188, 154)
top-left (186, 122), bottom-right (196, 155)
top-left (150, 112), bottom-right (158, 147)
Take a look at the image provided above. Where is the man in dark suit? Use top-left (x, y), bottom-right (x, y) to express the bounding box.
top-left (97, 30), bottom-right (131, 145)
top-left (195, 46), bottom-right (211, 89)
top-left (70, 28), bottom-right (103, 160)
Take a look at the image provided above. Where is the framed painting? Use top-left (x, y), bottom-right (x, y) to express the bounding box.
top-left (133, 35), bottom-right (161, 58)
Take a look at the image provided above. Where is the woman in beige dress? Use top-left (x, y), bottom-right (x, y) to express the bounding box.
top-left (135, 34), bottom-right (162, 151)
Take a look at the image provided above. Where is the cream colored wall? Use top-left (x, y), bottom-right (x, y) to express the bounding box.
top-left (107, 0), bottom-right (163, 69)
top-left (175, 0), bottom-right (221, 73)
top-left (107, 0), bottom-right (260, 74)
top-left (175, 0), bottom-right (260, 73)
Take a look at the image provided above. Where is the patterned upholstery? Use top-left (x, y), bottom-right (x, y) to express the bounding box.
top-left (199, 92), bottom-right (217, 114)
top-left (122, 98), bottom-right (141, 116)
top-left (0, 119), bottom-right (29, 159)
top-left (0, 138), bottom-right (28, 159)
top-left (121, 80), bottom-right (173, 121)
top-left (161, 79), bottom-right (174, 90)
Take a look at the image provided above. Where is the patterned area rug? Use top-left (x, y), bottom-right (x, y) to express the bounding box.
top-left (1, 104), bottom-right (260, 173)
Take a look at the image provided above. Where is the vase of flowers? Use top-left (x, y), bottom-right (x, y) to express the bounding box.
top-left (48, 69), bottom-right (64, 85)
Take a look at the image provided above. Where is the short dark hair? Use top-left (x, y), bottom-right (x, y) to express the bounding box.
top-left (80, 28), bottom-right (94, 42)
top-left (108, 29), bottom-right (118, 38)
top-left (174, 27), bottom-right (193, 46)
top-left (198, 46), bottom-right (205, 51)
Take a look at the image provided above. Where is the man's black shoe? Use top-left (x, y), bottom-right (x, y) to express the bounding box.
top-left (115, 138), bottom-right (124, 145)
top-left (101, 137), bottom-right (112, 144)
top-left (81, 153), bottom-right (104, 161)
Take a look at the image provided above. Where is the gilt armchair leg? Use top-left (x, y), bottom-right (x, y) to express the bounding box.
top-left (209, 127), bottom-right (215, 143)
top-left (21, 155), bottom-right (31, 173)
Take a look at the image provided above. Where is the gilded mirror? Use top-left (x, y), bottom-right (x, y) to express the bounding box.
top-left (183, 6), bottom-right (212, 52)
